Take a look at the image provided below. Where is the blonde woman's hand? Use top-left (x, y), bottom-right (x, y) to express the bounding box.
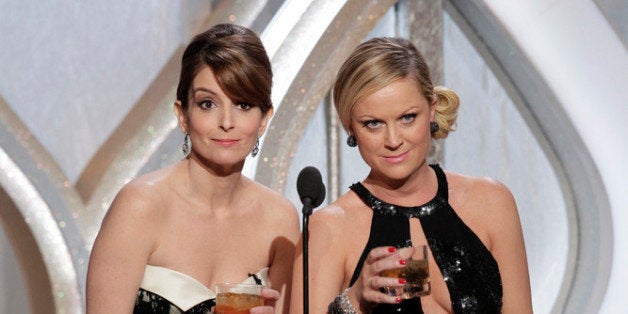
top-left (349, 246), bottom-right (413, 310)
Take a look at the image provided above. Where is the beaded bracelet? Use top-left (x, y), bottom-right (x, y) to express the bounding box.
top-left (328, 288), bottom-right (358, 314)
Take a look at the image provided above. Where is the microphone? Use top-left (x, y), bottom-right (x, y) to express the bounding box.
top-left (296, 166), bottom-right (326, 314)
top-left (297, 166), bottom-right (326, 216)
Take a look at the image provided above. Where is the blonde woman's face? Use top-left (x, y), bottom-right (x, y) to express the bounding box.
top-left (175, 66), bottom-right (271, 171)
top-left (350, 77), bottom-right (435, 181)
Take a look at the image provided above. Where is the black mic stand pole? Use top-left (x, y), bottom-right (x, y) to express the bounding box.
top-left (302, 200), bottom-right (313, 314)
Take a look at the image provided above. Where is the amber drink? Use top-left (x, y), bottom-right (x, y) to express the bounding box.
top-left (215, 283), bottom-right (264, 314)
top-left (380, 245), bottom-right (430, 298)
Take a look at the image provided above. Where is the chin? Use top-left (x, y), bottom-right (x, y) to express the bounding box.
top-left (377, 163), bottom-right (425, 181)
top-left (196, 153), bottom-right (247, 169)
top-left (377, 168), bottom-right (414, 182)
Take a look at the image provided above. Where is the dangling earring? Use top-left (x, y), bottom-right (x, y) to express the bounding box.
top-left (430, 122), bottom-right (439, 133)
top-left (346, 135), bottom-right (357, 147)
top-left (251, 138), bottom-right (260, 157)
top-left (182, 133), bottom-right (191, 157)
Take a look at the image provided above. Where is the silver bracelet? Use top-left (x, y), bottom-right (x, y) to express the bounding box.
top-left (328, 287), bottom-right (358, 314)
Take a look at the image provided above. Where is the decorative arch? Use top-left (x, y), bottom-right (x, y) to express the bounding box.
top-left (0, 97), bottom-right (84, 313)
top-left (445, 1), bottom-right (612, 312)
top-left (0, 1), bottom-right (615, 313)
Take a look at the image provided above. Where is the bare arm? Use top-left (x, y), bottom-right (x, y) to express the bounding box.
top-left (291, 204), bottom-right (406, 313)
top-left (266, 200), bottom-right (300, 314)
top-left (86, 183), bottom-right (161, 313)
top-left (291, 207), bottom-right (348, 313)
top-left (485, 180), bottom-right (533, 313)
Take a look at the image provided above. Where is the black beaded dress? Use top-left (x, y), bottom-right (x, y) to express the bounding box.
top-left (348, 164), bottom-right (502, 313)
top-left (133, 265), bottom-right (268, 313)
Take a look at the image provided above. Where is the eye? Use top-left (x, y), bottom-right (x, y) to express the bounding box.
top-left (401, 113), bottom-right (417, 124)
top-left (236, 103), bottom-right (252, 111)
top-left (363, 120), bottom-right (382, 129)
top-left (197, 100), bottom-right (215, 110)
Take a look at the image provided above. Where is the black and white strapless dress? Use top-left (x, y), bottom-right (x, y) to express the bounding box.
top-left (133, 265), bottom-right (268, 313)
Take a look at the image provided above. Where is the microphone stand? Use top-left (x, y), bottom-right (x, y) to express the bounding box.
top-left (296, 166), bottom-right (325, 314)
top-left (302, 200), bottom-right (313, 314)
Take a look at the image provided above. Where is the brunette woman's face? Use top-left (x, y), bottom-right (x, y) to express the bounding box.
top-left (175, 66), bottom-right (271, 171)
top-left (350, 77), bottom-right (435, 181)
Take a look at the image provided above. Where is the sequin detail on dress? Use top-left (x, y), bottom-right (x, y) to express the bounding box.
top-left (348, 164), bottom-right (503, 313)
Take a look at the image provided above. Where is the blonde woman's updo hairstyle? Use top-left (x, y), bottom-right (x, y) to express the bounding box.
top-left (333, 37), bottom-right (459, 139)
top-left (176, 24), bottom-right (273, 114)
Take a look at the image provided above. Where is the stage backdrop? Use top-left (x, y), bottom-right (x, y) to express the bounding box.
top-left (0, 0), bottom-right (626, 313)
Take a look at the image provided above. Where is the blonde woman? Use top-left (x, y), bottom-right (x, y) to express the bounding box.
top-left (291, 37), bottom-right (532, 313)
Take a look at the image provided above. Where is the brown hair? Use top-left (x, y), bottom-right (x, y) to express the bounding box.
top-left (333, 37), bottom-right (458, 139)
top-left (176, 24), bottom-right (273, 113)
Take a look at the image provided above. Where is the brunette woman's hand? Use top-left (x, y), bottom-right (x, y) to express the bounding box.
top-left (249, 288), bottom-right (280, 314)
top-left (348, 246), bottom-right (413, 311)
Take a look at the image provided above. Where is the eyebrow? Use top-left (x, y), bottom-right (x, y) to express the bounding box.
top-left (355, 106), bottom-right (422, 119)
top-left (192, 87), bottom-right (219, 97)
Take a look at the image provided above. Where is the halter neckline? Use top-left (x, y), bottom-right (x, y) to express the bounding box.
top-left (349, 164), bottom-right (447, 218)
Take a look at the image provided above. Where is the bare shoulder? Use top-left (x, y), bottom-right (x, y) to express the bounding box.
top-left (445, 170), bottom-right (520, 246)
top-left (90, 166), bottom-right (179, 270)
top-left (242, 178), bottom-right (300, 235)
top-left (309, 192), bottom-right (363, 235)
top-left (244, 178), bottom-right (298, 215)
top-left (311, 193), bottom-right (350, 221)
top-left (308, 204), bottom-right (347, 248)
top-left (445, 170), bottom-right (516, 213)
top-left (102, 166), bottom-right (177, 228)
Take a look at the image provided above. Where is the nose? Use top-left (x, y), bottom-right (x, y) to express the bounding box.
top-left (219, 106), bottom-right (234, 131)
top-left (384, 125), bottom-right (402, 149)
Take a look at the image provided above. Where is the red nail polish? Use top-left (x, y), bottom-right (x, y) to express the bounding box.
top-left (395, 297), bottom-right (403, 303)
top-left (399, 259), bottom-right (406, 265)
top-left (388, 247), bottom-right (396, 253)
top-left (399, 278), bottom-right (406, 284)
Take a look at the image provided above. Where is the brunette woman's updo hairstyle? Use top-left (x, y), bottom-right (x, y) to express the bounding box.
top-left (176, 23), bottom-right (273, 114)
top-left (333, 37), bottom-right (459, 139)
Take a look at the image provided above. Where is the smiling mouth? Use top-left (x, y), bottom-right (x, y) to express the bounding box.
top-left (383, 151), bottom-right (409, 163)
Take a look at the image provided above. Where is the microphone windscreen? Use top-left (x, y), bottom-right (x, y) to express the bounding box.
top-left (296, 166), bottom-right (326, 207)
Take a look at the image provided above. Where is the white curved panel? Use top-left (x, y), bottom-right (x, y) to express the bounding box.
top-left (442, 13), bottom-right (569, 313)
top-left (483, 1), bottom-right (627, 312)
top-left (0, 149), bottom-right (82, 312)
